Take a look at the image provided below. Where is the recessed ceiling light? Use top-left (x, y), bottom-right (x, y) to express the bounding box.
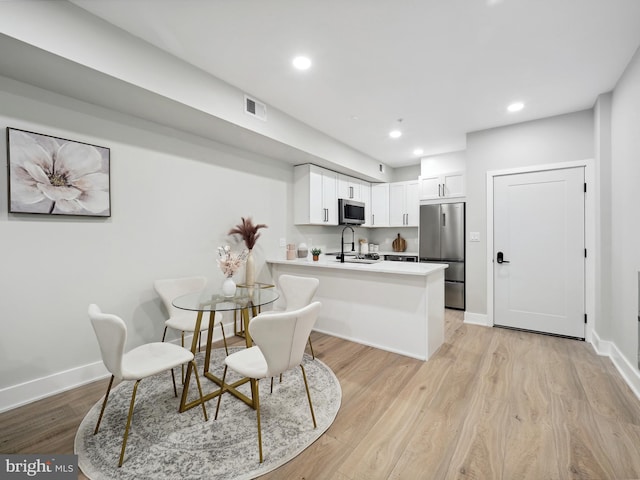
top-left (292, 56), bottom-right (312, 70)
top-left (413, 148), bottom-right (424, 156)
top-left (389, 130), bottom-right (402, 139)
top-left (507, 101), bottom-right (525, 112)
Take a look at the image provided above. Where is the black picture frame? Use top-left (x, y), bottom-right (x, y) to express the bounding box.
top-left (7, 127), bottom-right (111, 217)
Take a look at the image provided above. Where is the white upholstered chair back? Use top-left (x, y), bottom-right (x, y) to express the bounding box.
top-left (88, 304), bottom-right (127, 380)
top-left (277, 274), bottom-right (319, 311)
top-left (249, 301), bottom-right (322, 377)
top-left (154, 276), bottom-right (206, 319)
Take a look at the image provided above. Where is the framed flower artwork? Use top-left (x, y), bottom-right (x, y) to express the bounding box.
top-left (7, 128), bottom-right (111, 217)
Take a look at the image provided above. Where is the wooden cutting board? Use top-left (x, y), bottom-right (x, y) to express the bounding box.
top-left (392, 233), bottom-right (407, 252)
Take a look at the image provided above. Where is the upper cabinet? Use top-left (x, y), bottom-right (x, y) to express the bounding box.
top-left (370, 183), bottom-right (389, 227)
top-left (294, 164), bottom-right (338, 225)
top-left (389, 180), bottom-right (419, 227)
top-left (360, 181), bottom-right (372, 227)
top-left (419, 171), bottom-right (465, 200)
top-left (338, 174), bottom-right (363, 201)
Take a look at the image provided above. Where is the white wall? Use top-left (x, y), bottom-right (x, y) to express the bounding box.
top-left (391, 165), bottom-right (421, 182)
top-left (594, 92), bottom-right (613, 340)
top-left (465, 110), bottom-right (595, 317)
top-left (0, 76), bottom-right (294, 410)
top-left (420, 150), bottom-right (467, 176)
top-left (609, 46), bottom-right (640, 370)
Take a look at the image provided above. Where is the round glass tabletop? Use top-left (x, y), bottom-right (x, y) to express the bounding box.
top-left (172, 285), bottom-right (279, 312)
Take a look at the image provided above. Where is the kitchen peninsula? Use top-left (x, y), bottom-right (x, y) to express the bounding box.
top-left (266, 256), bottom-right (447, 361)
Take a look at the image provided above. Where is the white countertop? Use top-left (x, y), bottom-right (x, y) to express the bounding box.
top-left (267, 256), bottom-right (447, 277)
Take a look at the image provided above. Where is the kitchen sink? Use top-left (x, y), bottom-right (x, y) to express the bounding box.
top-left (336, 259), bottom-right (379, 264)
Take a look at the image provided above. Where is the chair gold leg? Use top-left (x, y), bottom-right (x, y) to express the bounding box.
top-left (181, 332), bottom-right (186, 384)
top-left (119, 380), bottom-right (141, 467)
top-left (300, 364), bottom-right (317, 428)
top-left (220, 322), bottom-right (229, 356)
top-left (214, 365), bottom-right (228, 420)
top-left (308, 336), bottom-right (315, 359)
top-left (171, 368), bottom-right (178, 397)
top-left (190, 360), bottom-right (208, 421)
top-left (254, 379), bottom-right (263, 463)
top-left (94, 375), bottom-right (115, 435)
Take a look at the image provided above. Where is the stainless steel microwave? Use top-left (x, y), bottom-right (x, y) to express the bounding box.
top-left (338, 198), bottom-right (365, 225)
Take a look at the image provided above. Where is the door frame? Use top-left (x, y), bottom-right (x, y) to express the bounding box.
top-left (486, 159), bottom-right (596, 342)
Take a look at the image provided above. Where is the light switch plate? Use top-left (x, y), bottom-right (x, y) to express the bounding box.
top-left (470, 232), bottom-right (480, 242)
top-left (279, 237), bottom-right (286, 247)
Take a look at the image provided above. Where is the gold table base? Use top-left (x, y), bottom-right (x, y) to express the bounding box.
top-left (179, 304), bottom-right (260, 413)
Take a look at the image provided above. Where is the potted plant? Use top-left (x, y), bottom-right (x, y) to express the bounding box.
top-left (311, 248), bottom-right (322, 261)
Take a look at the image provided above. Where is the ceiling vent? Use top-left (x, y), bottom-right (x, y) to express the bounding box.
top-left (244, 94), bottom-right (267, 121)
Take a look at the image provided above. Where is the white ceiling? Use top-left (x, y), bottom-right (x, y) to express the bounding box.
top-left (57, 1), bottom-right (640, 167)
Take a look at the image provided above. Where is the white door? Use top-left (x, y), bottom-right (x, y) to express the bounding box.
top-left (493, 167), bottom-right (585, 338)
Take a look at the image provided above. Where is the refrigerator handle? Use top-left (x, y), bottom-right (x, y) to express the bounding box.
top-left (442, 212), bottom-right (446, 227)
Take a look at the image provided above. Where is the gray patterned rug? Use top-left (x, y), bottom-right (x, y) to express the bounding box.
top-left (75, 347), bottom-right (341, 479)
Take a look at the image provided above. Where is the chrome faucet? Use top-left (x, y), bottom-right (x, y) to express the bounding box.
top-left (340, 225), bottom-right (355, 263)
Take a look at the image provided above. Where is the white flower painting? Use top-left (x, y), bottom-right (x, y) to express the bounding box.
top-left (8, 128), bottom-right (110, 216)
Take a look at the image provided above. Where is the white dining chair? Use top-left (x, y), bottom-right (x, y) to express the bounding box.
top-left (214, 301), bottom-right (322, 463)
top-left (88, 304), bottom-right (208, 467)
top-left (269, 274), bottom-right (319, 359)
top-left (154, 276), bottom-right (229, 383)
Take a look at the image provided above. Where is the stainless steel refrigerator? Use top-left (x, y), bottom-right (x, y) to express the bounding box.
top-left (419, 202), bottom-right (465, 309)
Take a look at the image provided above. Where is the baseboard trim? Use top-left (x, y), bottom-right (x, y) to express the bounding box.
top-left (591, 329), bottom-right (640, 401)
top-left (463, 311), bottom-right (491, 327)
top-left (0, 361), bottom-right (110, 414)
top-left (0, 322), bottom-right (233, 413)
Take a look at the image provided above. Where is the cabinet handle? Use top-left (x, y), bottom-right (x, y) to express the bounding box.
top-left (349, 186), bottom-right (353, 198)
top-left (372, 214), bottom-right (375, 225)
top-left (438, 184), bottom-right (442, 197)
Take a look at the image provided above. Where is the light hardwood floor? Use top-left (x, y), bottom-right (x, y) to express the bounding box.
top-left (2, 310), bottom-right (640, 479)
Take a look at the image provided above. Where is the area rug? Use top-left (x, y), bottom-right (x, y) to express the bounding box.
top-left (75, 347), bottom-right (341, 480)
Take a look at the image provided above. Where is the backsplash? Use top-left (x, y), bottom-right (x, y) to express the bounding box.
top-left (291, 225), bottom-right (419, 256)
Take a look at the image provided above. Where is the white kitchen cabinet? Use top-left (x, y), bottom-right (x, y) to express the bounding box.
top-left (389, 180), bottom-right (419, 227)
top-left (338, 174), bottom-right (362, 201)
top-left (419, 171), bottom-right (465, 200)
top-left (367, 183), bottom-right (389, 227)
top-left (294, 164), bottom-right (338, 225)
top-left (360, 181), bottom-right (372, 226)
top-left (370, 183), bottom-right (389, 227)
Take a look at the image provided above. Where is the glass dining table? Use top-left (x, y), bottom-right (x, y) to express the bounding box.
top-left (172, 285), bottom-right (279, 413)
